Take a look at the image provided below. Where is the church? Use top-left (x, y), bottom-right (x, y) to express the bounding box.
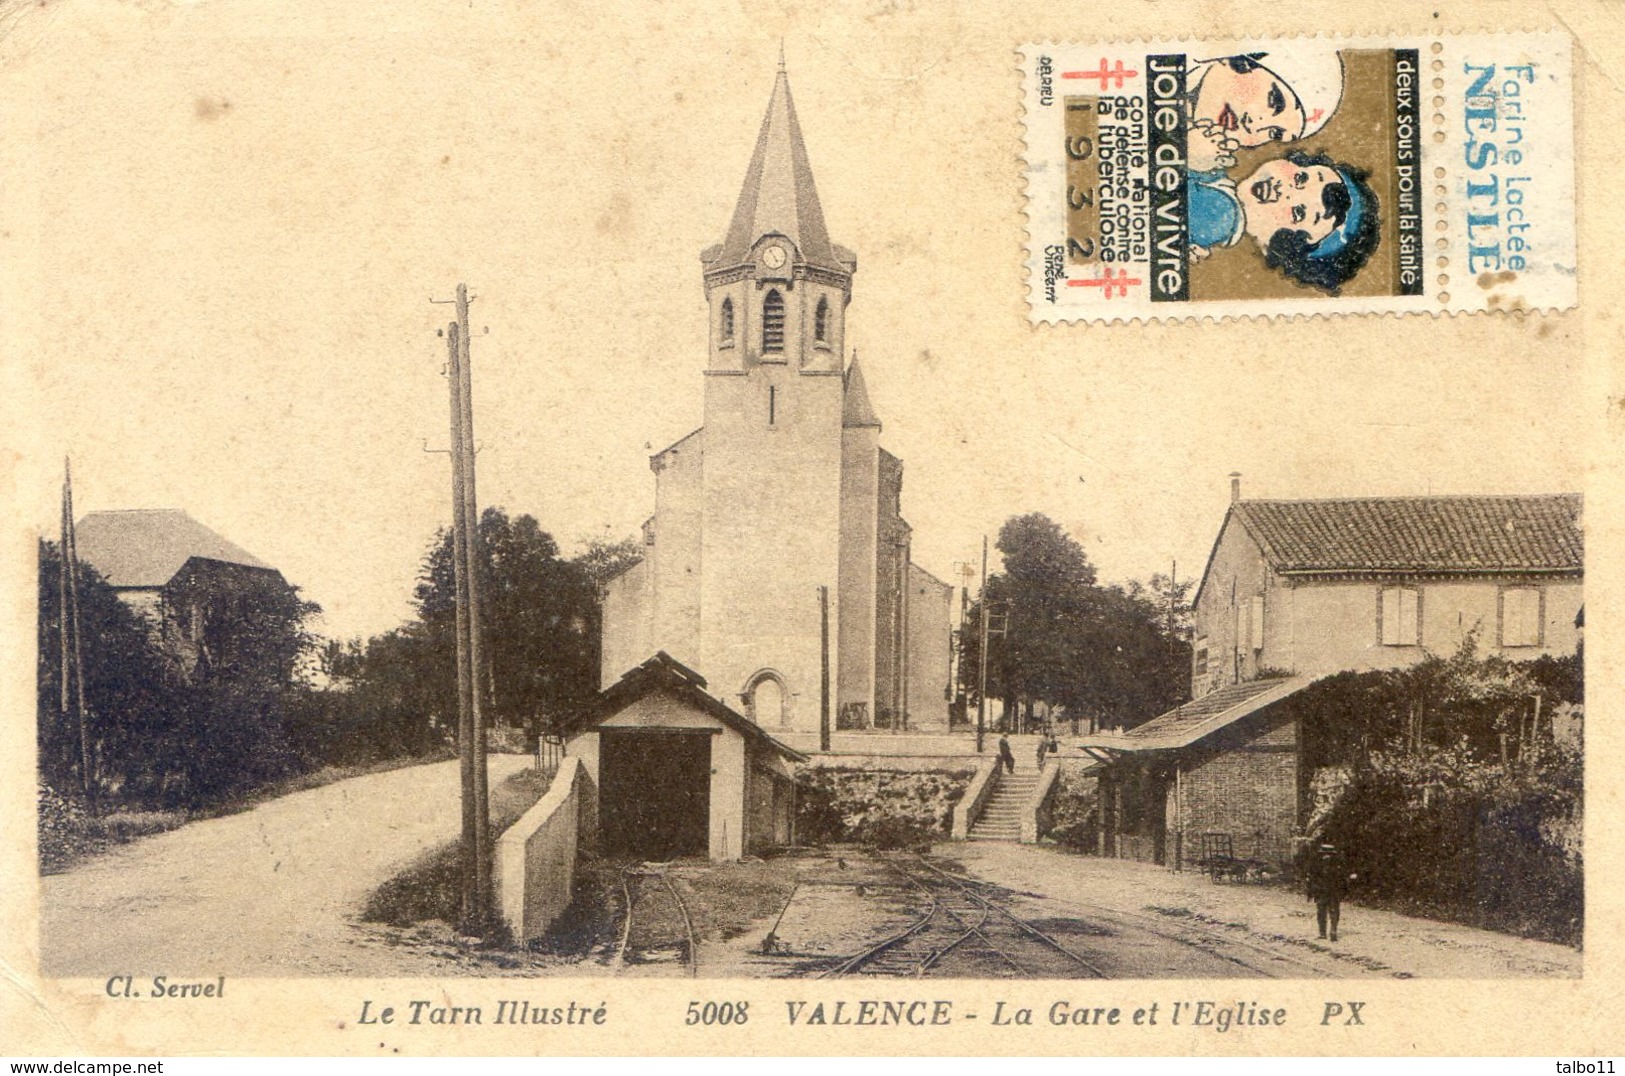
top-left (599, 63), bottom-right (954, 740)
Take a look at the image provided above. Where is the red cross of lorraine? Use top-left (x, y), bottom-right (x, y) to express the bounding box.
top-left (1068, 266), bottom-right (1142, 298)
top-left (1062, 59), bottom-right (1138, 89)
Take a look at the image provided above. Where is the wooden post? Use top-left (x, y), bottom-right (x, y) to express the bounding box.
top-left (819, 585), bottom-right (831, 753)
top-left (455, 283), bottom-right (493, 933)
top-left (976, 535), bottom-right (989, 755)
top-left (445, 319), bottom-right (478, 932)
top-left (61, 459), bottom-right (93, 810)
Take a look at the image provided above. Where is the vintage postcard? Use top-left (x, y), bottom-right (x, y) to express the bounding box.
top-left (0, 0), bottom-right (1618, 1060)
top-left (1021, 33), bottom-right (1577, 322)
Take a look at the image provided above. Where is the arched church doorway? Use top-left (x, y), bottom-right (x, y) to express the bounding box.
top-left (744, 670), bottom-right (790, 727)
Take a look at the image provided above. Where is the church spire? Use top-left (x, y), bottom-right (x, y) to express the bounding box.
top-left (708, 63), bottom-right (852, 275)
top-left (842, 355), bottom-right (881, 429)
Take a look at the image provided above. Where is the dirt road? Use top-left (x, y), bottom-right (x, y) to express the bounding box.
top-left (947, 842), bottom-right (1581, 979)
top-left (40, 755), bottom-right (530, 978)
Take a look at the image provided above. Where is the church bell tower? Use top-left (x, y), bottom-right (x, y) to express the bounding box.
top-left (695, 60), bottom-right (860, 728)
top-left (700, 59), bottom-right (857, 376)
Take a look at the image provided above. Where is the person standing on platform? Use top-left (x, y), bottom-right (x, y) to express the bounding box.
top-left (1306, 842), bottom-right (1356, 941)
top-left (998, 734), bottom-right (1015, 774)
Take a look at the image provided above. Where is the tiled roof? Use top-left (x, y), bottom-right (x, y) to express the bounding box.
top-left (1234, 494), bottom-right (1582, 574)
top-left (1091, 677), bottom-right (1304, 752)
top-left (74, 509), bottom-right (275, 589)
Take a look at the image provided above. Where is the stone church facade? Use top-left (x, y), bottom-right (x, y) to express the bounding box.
top-left (600, 65), bottom-right (953, 736)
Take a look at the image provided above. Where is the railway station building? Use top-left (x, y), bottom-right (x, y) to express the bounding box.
top-left (1085, 489), bottom-right (1584, 874)
top-left (1086, 677), bottom-right (1306, 871)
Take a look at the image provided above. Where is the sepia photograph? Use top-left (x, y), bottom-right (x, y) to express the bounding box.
top-left (1, 0), bottom-right (1615, 1058)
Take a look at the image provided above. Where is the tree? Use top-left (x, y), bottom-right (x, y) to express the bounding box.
top-left (37, 539), bottom-right (320, 808)
top-left (36, 540), bottom-right (169, 802)
top-left (161, 568), bottom-right (320, 804)
top-left (574, 535), bottom-right (643, 588)
top-left (161, 566), bottom-right (321, 688)
top-left (288, 625), bottom-right (448, 767)
top-left (293, 513), bottom-right (632, 768)
top-left (989, 513), bottom-right (1097, 720)
top-left (958, 513), bottom-right (1191, 731)
top-left (1146, 570), bottom-right (1195, 640)
top-left (1290, 640), bottom-right (1584, 945)
top-left (1072, 581), bottom-right (1191, 726)
top-left (413, 507), bottom-right (602, 734)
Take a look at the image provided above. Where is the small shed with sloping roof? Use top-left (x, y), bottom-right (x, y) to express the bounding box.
top-left (567, 652), bottom-right (805, 862)
top-left (1081, 677), bottom-right (1307, 872)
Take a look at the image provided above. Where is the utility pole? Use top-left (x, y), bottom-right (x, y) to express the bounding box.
top-left (59, 462), bottom-right (72, 752)
top-left (456, 284), bottom-right (493, 933)
top-left (60, 458), bottom-right (92, 811)
top-left (444, 319), bottom-right (478, 934)
top-left (439, 283), bottom-right (492, 937)
top-left (1167, 559), bottom-right (1176, 639)
top-left (976, 535), bottom-right (988, 754)
top-left (818, 585), bottom-right (831, 753)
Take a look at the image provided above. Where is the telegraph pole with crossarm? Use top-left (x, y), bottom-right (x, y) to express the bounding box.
top-left (435, 283), bottom-right (493, 937)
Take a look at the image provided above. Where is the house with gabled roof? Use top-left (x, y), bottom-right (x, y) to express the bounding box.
top-left (1084, 483), bottom-right (1583, 873)
top-left (1190, 482), bottom-right (1583, 698)
top-left (73, 508), bottom-right (293, 677)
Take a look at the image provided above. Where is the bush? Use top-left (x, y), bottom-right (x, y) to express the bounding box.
top-left (1290, 644), bottom-right (1584, 946)
top-left (796, 767), bottom-right (973, 849)
top-left (1044, 768), bottom-right (1098, 850)
top-left (37, 784), bottom-right (188, 873)
top-left (1321, 742), bottom-right (1582, 946)
top-left (37, 784), bottom-right (95, 870)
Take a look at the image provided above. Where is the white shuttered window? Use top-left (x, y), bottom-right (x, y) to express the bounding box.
top-left (1381, 587), bottom-right (1420, 646)
top-left (1501, 587), bottom-right (1542, 647)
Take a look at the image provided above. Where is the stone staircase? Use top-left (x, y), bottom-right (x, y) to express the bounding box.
top-left (967, 767), bottom-right (1039, 841)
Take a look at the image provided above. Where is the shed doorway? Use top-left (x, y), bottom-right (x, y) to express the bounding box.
top-left (599, 729), bottom-right (712, 859)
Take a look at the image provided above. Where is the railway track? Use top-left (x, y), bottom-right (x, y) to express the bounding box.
top-left (613, 865), bottom-right (698, 977)
top-left (935, 862), bottom-right (1339, 979)
top-left (821, 853), bottom-right (1107, 979)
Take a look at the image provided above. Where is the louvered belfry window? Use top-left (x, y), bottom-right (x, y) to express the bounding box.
top-left (762, 289), bottom-right (785, 353)
top-left (814, 296), bottom-right (829, 342)
top-left (720, 297), bottom-right (734, 342)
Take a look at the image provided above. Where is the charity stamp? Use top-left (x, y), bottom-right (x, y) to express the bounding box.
top-left (1021, 33), bottom-right (1577, 322)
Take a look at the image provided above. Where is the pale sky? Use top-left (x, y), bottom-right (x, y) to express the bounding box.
top-left (5, 1), bottom-right (1590, 643)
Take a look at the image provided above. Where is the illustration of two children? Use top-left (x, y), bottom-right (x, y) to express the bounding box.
top-left (1182, 51), bottom-right (1382, 295)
